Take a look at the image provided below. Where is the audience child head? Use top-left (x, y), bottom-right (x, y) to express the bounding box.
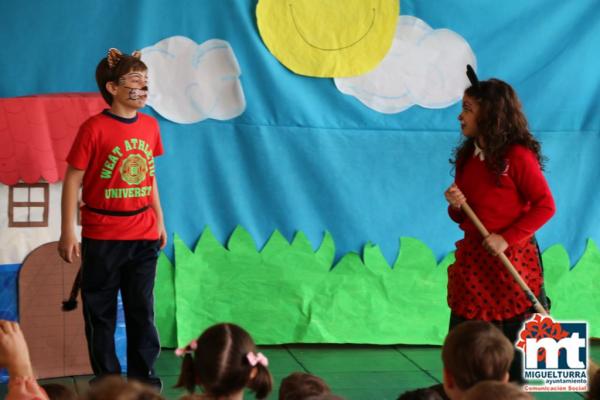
top-left (83, 375), bottom-right (164, 400)
top-left (462, 381), bottom-right (532, 400)
top-left (441, 321), bottom-right (513, 400)
top-left (589, 366), bottom-right (600, 400)
top-left (396, 387), bottom-right (443, 400)
top-left (279, 372), bottom-right (331, 400)
top-left (41, 383), bottom-right (78, 400)
top-left (176, 323), bottom-right (273, 399)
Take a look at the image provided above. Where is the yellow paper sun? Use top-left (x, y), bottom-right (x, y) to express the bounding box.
top-left (256, 0), bottom-right (399, 78)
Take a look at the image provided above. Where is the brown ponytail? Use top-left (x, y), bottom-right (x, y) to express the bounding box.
top-left (248, 363), bottom-right (273, 399)
top-left (175, 353), bottom-right (197, 393)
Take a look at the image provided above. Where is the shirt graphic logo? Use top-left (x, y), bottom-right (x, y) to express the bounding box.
top-left (120, 154), bottom-right (148, 185)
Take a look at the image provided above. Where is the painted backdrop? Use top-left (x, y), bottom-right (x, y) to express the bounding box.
top-left (1, 0), bottom-right (599, 346)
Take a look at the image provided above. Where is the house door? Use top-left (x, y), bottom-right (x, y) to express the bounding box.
top-left (18, 241), bottom-right (91, 379)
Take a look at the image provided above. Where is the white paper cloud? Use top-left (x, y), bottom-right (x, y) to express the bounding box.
top-left (141, 36), bottom-right (246, 124)
top-left (334, 16), bottom-right (476, 113)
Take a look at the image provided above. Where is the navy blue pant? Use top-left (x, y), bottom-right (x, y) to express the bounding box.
top-left (80, 238), bottom-right (161, 387)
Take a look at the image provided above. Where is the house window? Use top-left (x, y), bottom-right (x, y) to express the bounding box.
top-left (8, 183), bottom-right (49, 227)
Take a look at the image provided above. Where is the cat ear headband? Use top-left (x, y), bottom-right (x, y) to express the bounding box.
top-left (466, 64), bottom-right (479, 89)
top-left (107, 47), bottom-right (142, 69)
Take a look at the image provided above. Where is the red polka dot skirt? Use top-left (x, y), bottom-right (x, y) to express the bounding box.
top-left (447, 234), bottom-right (542, 321)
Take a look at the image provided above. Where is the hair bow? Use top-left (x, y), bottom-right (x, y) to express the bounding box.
top-left (246, 352), bottom-right (269, 367)
top-left (174, 339), bottom-right (198, 357)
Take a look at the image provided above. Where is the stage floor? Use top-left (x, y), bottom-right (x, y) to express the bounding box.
top-left (2, 343), bottom-right (597, 399)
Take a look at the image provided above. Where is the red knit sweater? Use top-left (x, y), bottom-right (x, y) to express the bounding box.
top-left (449, 145), bottom-right (555, 244)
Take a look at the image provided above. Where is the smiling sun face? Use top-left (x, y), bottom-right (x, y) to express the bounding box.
top-left (256, 0), bottom-right (399, 78)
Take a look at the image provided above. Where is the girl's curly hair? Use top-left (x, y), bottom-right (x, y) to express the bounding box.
top-left (451, 79), bottom-right (545, 178)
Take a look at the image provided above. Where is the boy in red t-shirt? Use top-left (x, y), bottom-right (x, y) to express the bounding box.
top-left (59, 48), bottom-right (166, 390)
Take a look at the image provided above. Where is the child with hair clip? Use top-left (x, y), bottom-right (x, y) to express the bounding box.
top-left (444, 65), bottom-right (555, 382)
top-left (175, 323), bottom-right (273, 400)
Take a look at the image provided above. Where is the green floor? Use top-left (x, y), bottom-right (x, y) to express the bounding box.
top-left (2, 343), bottom-right (596, 399)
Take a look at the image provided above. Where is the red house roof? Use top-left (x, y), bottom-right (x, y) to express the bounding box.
top-left (0, 93), bottom-right (106, 185)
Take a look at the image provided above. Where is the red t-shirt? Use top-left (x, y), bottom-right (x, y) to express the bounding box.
top-left (67, 110), bottom-right (164, 240)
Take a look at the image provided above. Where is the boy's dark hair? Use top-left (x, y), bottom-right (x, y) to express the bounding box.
top-left (176, 323), bottom-right (273, 399)
top-left (396, 388), bottom-right (444, 400)
top-left (442, 321), bottom-right (513, 390)
top-left (279, 372), bottom-right (331, 400)
top-left (96, 52), bottom-right (147, 105)
top-left (40, 383), bottom-right (77, 400)
top-left (462, 380), bottom-right (532, 400)
top-left (451, 78), bottom-right (545, 178)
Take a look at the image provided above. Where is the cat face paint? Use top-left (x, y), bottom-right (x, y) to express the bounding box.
top-left (117, 71), bottom-right (149, 102)
top-left (122, 86), bottom-right (148, 101)
top-left (118, 71), bottom-right (148, 86)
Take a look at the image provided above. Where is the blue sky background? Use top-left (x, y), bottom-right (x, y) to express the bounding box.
top-left (1, 0), bottom-right (599, 264)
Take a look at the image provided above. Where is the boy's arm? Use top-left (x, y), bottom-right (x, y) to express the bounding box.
top-left (151, 176), bottom-right (167, 249)
top-left (58, 166), bottom-right (85, 263)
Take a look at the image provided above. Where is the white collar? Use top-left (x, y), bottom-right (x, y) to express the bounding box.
top-left (473, 141), bottom-right (485, 161)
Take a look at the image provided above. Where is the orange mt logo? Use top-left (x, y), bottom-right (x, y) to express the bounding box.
top-left (120, 154), bottom-right (148, 185)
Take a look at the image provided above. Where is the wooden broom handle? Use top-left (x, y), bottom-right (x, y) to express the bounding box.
top-left (460, 202), bottom-right (548, 315)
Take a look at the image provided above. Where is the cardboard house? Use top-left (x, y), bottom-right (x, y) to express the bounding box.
top-left (0, 93), bottom-right (106, 378)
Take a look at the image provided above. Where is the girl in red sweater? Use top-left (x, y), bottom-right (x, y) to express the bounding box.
top-left (444, 66), bottom-right (556, 382)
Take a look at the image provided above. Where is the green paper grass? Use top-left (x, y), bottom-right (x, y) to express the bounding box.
top-left (154, 228), bottom-right (599, 347)
top-left (542, 239), bottom-right (600, 332)
top-left (155, 253), bottom-right (177, 347)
